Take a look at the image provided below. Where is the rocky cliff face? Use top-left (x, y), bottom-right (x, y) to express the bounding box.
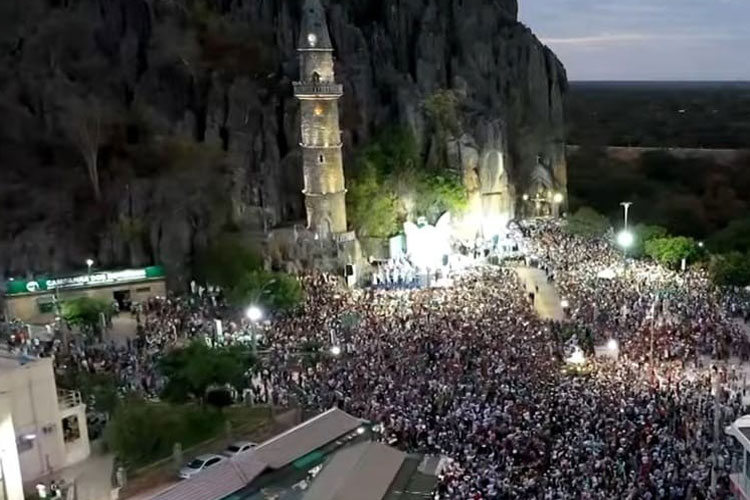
top-left (0, 0), bottom-right (566, 286)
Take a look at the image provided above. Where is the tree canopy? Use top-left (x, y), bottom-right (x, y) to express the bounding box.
top-left (708, 252), bottom-right (750, 288)
top-left (61, 297), bottom-right (110, 334)
top-left (346, 127), bottom-right (467, 237)
top-left (644, 236), bottom-right (700, 269)
top-left (159, 341), bottom-right (252, 404)
top-left (565, 207), bottom-right (611, 236)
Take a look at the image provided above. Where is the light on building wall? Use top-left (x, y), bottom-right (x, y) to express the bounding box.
top-left (314, 105), bottom-right (323, 116)
top-left (522, 194), bottom-right (529, 201)
top-left (553, 193), bottom-right (564, 204)
top-left (307, 33), bottom-right (317, 47)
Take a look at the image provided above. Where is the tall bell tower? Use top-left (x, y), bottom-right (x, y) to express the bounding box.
top-left (294, 0), bottom-right (347, 238)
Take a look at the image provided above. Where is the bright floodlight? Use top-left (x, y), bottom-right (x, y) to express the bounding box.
top-left (553, 193), bottom-right (564, 204)
top-left (607, 339), bottom-right (618, 352)
top-left (246, 306), bottom-right (263, 322)
top-left (356, 426), bottom-right (366, 435)
top-left (86, 258), bottom-right (94, 267)
top-left (617, 230), bottom-right (634, 249)
top-left (560, 299), bottom-right (569, 309)
top-left (330, 345), bottom-right (342, 356)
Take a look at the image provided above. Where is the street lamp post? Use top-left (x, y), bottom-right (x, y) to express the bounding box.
top-left (246, 306), bottom-right (263, 357)
top-left (620, 202), bottom-right (633, 231)
top-left (617, 202), bottom-right (634, 266)
top-left (86, 259), bottom-right (94, 277)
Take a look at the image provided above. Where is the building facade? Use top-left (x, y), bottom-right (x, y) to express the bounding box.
top-left (3, 266), bottom-right (167, 324)
top-left (294, 0), bottom-right (348, 238)
top-left (0, 353), bottom-right (90, 486)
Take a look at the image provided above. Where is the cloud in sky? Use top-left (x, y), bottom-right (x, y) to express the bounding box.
top-left (519, 0), bottom-right (750, 80)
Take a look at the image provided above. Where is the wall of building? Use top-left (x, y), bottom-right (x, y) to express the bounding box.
top-left (5, 279), bottom-right (167, 324)
top-left (0, 357), bottom-right (90, 484)
top-left (0, 393), bottom-right (25, 500)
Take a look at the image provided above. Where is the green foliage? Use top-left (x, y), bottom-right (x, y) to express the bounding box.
top-left (197, 236), bottom-right (302, 311)
top-left (347, 127), bottom-right (468, 236)
top-left (414, 175), bottom-right (468, 222)
top-left (423, 90), bottom-right (460, 137)
top-left (205, 389), bottom-right (234, 411)
top-left (644, 236), bottom-right (700, 269)
top-left (228, 270), bottom-right (303, 311)
top-left (567, 147), bottom-right (749, 241)
top-left (61, 297), bottom-right (110, 334)
top-left (159, 341), bottom-right (252, 404)
top-left (632, 224), bottom-right (669, 257)
top-left (196, 235), bottom-right (262, 289)
top-left (709, 219), bottom-right (750, 254)
top-left (709, 252), bottom-right (750, 287)
top-left (565, 207), bottom-right (611, 236)
top-left (105, 400), bottom-right (223, 468)
top-left (347, 161), bottom-right (403, 237)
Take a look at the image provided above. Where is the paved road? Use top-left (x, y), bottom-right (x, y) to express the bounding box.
top-left (47, 444), bottom-right (115, 500)
top-left (514, 267), bottom-right (564, 321)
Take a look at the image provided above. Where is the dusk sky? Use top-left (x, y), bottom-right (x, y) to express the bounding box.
top-left (519, 0), bottom-right (750, 81)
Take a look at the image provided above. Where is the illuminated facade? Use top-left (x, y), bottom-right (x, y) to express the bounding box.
top-left (0, 353), bottom-right (90, 486)
top-left (294, 0), bottom-right (347, 237)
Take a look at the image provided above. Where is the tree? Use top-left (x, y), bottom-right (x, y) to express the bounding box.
top-left (709, 218), bottom-right (750, 254)
top-left (61, 297), bottom-right (110, 335)
top-left (565, 207), bottom-right (611, 236)
top-left (632, 224), bottom-right (669, 257)
top-left (105, 399), bottom-right (222, 467)
top-left (159, 341), bottom-right (252, 404)
top-left (196, 235), bottom-right (263, 289)
top-left (64, 95), bottom-right (108, 202)
top-left (347, 161), bottom-right (402, 237)
top-left (228, 270), bottom-right (303, 312)
top-left (709, 252), bottom-right (750, 287)
top-left (644, 236), bottom-right (700, 269)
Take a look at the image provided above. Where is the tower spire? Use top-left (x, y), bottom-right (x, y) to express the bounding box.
top-left (300, 0), bottom-right (333, 50)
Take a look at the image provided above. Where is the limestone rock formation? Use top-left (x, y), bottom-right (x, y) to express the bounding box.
top-left (0, 0), bottom-right (566, 285)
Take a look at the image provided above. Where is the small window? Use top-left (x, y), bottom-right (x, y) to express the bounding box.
top-left (318, 154), bottom-right (325, 163)
top-left (62, 415), bottom-right (81, 443)
top-left (16, 435), bottom-right (35, 453)
top-left (136, 287), bottom-right (151, 293)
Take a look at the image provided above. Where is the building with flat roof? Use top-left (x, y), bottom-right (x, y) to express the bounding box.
top-left (3, 266), bottom-right (166, 324)
top-left (0, 350), bottom-right (90, 486)
top-left (152, 407), bottom-right (440, 500)
top-left (0, 392), bottom-right (25, 500)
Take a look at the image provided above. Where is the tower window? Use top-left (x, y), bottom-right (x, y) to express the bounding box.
top-left (318, 154), bottom-right (325, 163)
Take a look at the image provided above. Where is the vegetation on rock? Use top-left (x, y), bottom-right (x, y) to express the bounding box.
top-left (347, 127), bottom-right (467, 238)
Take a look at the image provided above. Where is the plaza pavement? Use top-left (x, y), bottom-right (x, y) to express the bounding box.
top-left (514, 266), bottom-right (565, 321)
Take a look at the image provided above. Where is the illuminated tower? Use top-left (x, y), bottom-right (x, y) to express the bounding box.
top-left (294, 0), bottom-right (347, 237)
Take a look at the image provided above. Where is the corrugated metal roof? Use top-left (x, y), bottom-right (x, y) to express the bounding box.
top-left (151, 454), bottom-right (266, 500)
top-left (254, 407), bottom-right (365, 469)
top-left (302, 441), bottom-right (406, 500)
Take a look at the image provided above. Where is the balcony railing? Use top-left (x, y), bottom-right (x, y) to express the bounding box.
top-left (293, 82), bottom-right (343, 97)
top-left (58, 389), bottom-right (83, 410)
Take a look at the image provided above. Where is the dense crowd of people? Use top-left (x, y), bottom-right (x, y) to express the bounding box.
top-left (255, 220), bottom-right (750, 499)
top-left (4, 219), bottom-right (750, 498)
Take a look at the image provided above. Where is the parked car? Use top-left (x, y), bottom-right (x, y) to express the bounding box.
top-left (222, 440), bottom-right (257, 457)
top-left (178, 454), bottom-right (226, 479)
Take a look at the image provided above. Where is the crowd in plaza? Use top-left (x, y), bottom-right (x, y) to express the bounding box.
top-left (4, 218), bottom-right (750, 499)
top-left (255, 220), bottom-right (750, 499)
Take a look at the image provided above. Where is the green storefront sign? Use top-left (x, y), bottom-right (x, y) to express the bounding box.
top-left (4, 266), bottom-right (165, 296)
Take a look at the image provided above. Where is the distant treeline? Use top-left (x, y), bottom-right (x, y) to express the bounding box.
top-left (566, 82), bottom-right (750, 149)
top-left (568, 147), bottom-right (750, 248)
